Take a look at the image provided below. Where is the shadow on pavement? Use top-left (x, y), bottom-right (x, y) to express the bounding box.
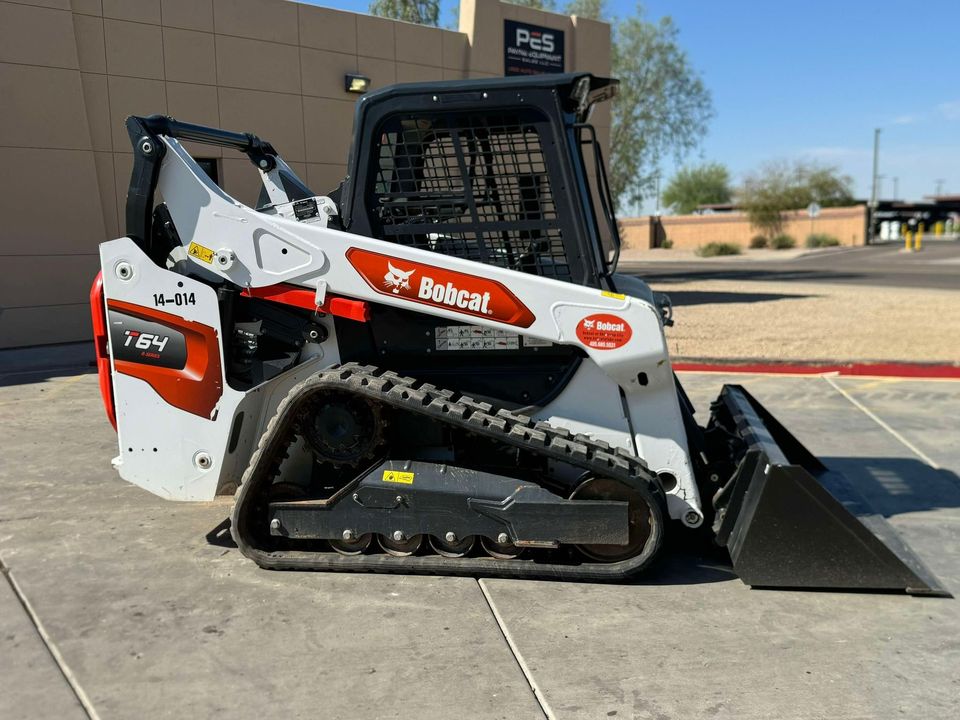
top-left (824, 456), bottom-right (960, 517)
top-left (642, 539), bottom-right (736, 586)
top-left (0, 366), bottom-right (95, 388)
top-left (665, 289), bottom-right (814, 306)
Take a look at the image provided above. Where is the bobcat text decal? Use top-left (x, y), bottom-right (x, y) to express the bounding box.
top-left (576, 313), bottom-right (632, 350)
top-left (347, 248), bottom-right (535, 328)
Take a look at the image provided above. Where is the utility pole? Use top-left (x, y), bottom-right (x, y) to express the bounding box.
top-left (869, 128), bottom-right (881, 243)
top-left (892, 176), bottom-right (899, 201)
top-left (654, 172), bottom-right (661, 217)
top-left (935, 179), bottom-right (945, 197)
top-left (877, 174), bottom-right (885, 200)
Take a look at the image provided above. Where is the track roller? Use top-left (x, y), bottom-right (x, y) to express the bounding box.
top-left (429, 533), bottom-right (476, 558)
top-left (329, 532), bottom-right (373, 556)
top-left (379, 532), bottom-right (424, 556)
top-left (481, 534), bottom-right (523, 559)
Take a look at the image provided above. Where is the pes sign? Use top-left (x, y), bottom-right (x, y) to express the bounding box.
top-left (504, 20), bottom-right (564, 76)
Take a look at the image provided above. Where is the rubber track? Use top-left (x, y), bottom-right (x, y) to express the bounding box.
top-left (231, 363), bottom-right (666, 581)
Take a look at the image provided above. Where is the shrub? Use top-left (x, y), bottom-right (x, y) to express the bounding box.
top-left (805, 233), bottom-right (841, 248)
top-left (749, 235), bottom-right (768, 249)
top-left (660, 238), bottom-right (674, 249)
top-left (770, 234), bottom-right (796, 250)
top-left (696, 242), bottom-right (741, 257)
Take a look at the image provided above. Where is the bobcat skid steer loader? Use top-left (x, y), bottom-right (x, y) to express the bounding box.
top-left (90, 73), bottom-right (947, 594)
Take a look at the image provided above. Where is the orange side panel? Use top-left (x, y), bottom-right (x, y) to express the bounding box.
top-left (89, 272), bottom-right (117, 430)
top-left (107, 299), bottom-right (223, 419)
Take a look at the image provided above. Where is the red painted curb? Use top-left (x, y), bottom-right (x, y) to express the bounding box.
top-left (673, 360), bottom-right (960, 379)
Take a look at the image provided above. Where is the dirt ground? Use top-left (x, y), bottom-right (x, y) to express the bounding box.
top-left (653, 279), bottom-right (960, 363)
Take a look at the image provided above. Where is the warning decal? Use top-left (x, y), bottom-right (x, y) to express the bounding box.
top-left (434, 325), bottom-right (553, 351)
top-left (382, 470), bottom-right (415, 484)
top-left (576, 313), bottom-right (632, 350)
top-left (187, 242), bottom-right (214, 264)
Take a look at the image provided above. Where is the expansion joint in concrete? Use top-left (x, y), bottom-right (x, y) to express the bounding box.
top-left (0, 557), bottom-right (101, 720)
top-left (477, 579), bottom-right (553, 720)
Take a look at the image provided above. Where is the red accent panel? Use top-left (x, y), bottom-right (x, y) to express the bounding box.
top-left (89, 272), bottom-right (117, 430)
top-left (107, 300), bottom-right (224, 418)
top-left (673, 360), bottom-right (960, 380)
top-left (346, 247), bottom-right (536, 328)
top-left (327, 296), bottom-right (371, 322)
top-left (242, 284), bottom-right (370, 322)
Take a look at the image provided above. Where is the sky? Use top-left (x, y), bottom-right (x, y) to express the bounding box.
top-left (311, 1), bottom-right (960, 210)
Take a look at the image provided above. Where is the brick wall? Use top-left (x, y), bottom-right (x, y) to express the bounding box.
top-left (620, 205), bottom-right (869, 251)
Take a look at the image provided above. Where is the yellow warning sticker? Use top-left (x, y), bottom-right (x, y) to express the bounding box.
top-left (382, 470), bottom-right (415, 485)
top-left (601, 290), bottom-right (626, 300)
top-left (187, 241), bottom-right (214, 264)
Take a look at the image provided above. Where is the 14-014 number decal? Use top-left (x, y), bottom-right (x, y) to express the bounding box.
top-left (153, 292), bottom-right (196, 308)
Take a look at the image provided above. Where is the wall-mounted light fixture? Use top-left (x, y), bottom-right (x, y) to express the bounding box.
top-left (345, 74), bottom-right (371, 94)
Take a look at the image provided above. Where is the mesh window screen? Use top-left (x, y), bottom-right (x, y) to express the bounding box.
top-left (371, 110), bottom-right (571, 281)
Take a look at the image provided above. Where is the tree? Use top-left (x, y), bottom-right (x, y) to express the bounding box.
top-left (662, 163), bottom-right (731, 214)
top-left (505, 0), bottom-right (556, 9)
top-left (369, 0), bottom-right (439, 26)
top-left (738, 160), bottom-right (854, 237)
top-left (572, 3), bottom-right (712, 207)
top-left (565, 0), bottom-right (605, 19)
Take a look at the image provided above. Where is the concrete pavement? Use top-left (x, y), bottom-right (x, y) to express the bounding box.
top-left (1, 370), bottom-right (958, 719)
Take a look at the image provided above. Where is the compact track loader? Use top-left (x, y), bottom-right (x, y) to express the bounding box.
top-left (91, 73), bottom-right (947, 594)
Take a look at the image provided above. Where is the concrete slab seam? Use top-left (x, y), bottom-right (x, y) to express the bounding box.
top-left (823, 375), bottom-right (941, 470)
top-left (0, 559), bottom-right (101, 720)
top-left (477, 579), bottom-right (553, 720)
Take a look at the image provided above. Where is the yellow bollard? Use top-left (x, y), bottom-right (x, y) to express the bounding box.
top-left (905, 230), bottom-right (913, 251)
top-left (916, 223), bottom-right (923, 251)
top-left (935, 221), bottom-right (943, 237)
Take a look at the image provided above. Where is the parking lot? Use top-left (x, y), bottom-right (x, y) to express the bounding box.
top-left (2, 369), bottom-right (958, 719)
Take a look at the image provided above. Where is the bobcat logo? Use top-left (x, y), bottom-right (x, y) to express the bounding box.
top-left (383, 261), bottom-right (415, 294)
top-left (582, 319), bottom-right (596, 329)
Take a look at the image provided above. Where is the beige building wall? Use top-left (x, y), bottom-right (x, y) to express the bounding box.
top-left (0, 0), bottom-right (610, 349)
top-left (621, 205), bottom-right (869, 251)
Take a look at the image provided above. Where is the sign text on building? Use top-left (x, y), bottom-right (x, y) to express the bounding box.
top-left (504, 20), bottom-right (564, 76)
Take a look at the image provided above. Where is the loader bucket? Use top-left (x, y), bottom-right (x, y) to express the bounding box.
top-left (709, 385), bottom-right (950, 597)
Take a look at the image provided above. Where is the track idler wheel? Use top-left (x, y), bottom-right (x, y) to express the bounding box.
top-left (481, 534), bottom-right (523, 559)
top-left (329, 532), bottom-right (373, 556)
top-left (378, 532), bottom-right (424, 557)
top-left (569, 477), bottom-right (656, 563)
top-left (429, 533), bottom-right (476, 558)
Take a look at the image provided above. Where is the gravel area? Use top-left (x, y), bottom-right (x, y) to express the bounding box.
top-left (652, 279), bottom-right (960, 363)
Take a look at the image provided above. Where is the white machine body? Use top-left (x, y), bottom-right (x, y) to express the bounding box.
top-left (98, 137), bottom-right (702, 526)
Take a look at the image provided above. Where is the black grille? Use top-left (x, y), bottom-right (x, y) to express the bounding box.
top-left (370, 110), bottom-right (571, 281)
